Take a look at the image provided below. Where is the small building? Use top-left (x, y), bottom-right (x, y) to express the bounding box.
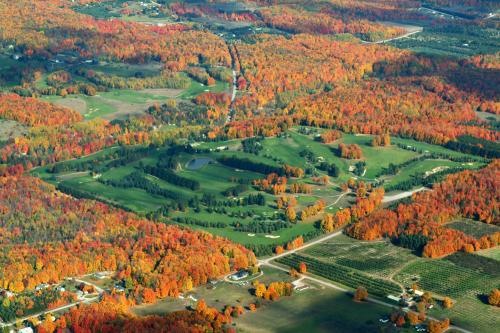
top-left (387, 295), bottom-right (400, 302)
top-left (35, 283), bottom-right (49, 291)
top-left (113, 285), bottom-right (125, 293)
top-left (229, 270), bottom-right (249, 281)
top-left (94, 272), bottom-right (111, 279)
top-left (414, 290), bottom-right (425, 296)
top-left (18, 327), bottom-right (34, 333)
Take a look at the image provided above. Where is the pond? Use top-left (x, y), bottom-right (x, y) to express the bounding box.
top-left (186, 157), bottom-right (214, 170)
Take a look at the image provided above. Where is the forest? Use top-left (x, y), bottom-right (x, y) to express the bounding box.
top-left (0, 0), bottom-right (498, 332)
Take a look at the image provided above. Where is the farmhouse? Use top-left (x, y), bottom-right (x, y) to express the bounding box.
top-left (229, 270), bottom-right (249, 281)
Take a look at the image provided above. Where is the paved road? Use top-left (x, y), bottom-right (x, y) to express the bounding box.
top-left (231, 70), bottom-right (237, 103)
top-left (382, 187), bottom-right (427, 203)
top-left (362, 27), bottom-right (423, 45)
top-left (259, 230), bottom-right (344, 265)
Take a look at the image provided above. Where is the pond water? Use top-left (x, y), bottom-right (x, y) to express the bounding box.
top-left (186, 157), bottom-right (213, 170)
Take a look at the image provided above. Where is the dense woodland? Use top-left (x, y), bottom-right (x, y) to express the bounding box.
top-left (346, 161), bottom-right (499, 257)
top-left (0, 0), bottom-right (498, 332)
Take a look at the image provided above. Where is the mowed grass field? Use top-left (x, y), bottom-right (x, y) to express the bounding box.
top-left (31, 128), bottom-right (485, 248)
top-left (235, 283), bottom-right (409, 333)
top-left (32, 144), bottom-right (321, 247)
top-left (42, 75), bottom-right (228, 121)
top-left (133, 265), bottom-right (409, 333)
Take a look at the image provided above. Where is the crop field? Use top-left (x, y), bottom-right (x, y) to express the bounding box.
top-left (277, 253), bottom-right (403, 297)
top-left (389, 24), bottom-right (500, 57)
top-left (447, 219), bottom-right (500, 238)
top-left (394, 258), bottom-right (500, 333)
top-left (302, 235), bottom-right (417, 278)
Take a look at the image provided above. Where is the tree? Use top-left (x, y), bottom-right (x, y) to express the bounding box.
top-left (196, 299), bottom-right (207, 314)
top-left (298, 262), bottom-right (307, 274)
top-left (406, 311), bottom-right (419, 325)
top-left (395, 315), bottom-right (405, 327)
top-left (254, 283), bottom-right (266, 298)
top-left (442, 297), bottom-right (453, 309)
top-left (488, 288), bottom-right (500, 306)
top-left (353, 286), bottom-right (368, 301)
top-left (286, 206), bottom-right (296, 222)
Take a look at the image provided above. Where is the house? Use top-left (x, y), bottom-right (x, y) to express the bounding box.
top-left (387, 295), bottom-right (401, 302)
top-left (414, 290), bottom-right (425, 297)
top-left (18, 327), bottom-right (34, 333)
top-left (114, 285), bottom-right (125, 293)
top-left (229, 270), bottom-right (249, 281)
top-left (94, 272), bottom-right (111, 279)
top-left (35, 283), bottom-right (49, 291)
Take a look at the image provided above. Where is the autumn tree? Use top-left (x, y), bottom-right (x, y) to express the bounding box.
top-left (488, 288), bottom-right (500, 306)
top-left (442, 297), bottom-right (453, 309)
top-left (353, 286), bottom-right (368, 301)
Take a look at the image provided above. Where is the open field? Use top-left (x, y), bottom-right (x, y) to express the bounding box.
top-left (31, 128), bottom-right (484, 250)
top-left (235, 282), bottom-right (411, 333)
top-left (41, 74), bottom-right (228, 120)
top-left (0, 119), bottom-right (27, 144)
top-left (133, 265), bottom-right (411, 333)
top-left (476, 247), bottom-right (500, 261)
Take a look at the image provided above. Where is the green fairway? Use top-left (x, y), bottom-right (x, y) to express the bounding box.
top-left (385, 159), bottom-right (481, 188)
top-left (30, 129), bottom-right (483, 252)
top-left (178, 77), bottom-right (230, 99)
top-left (335, 134), bottom-right (419, 179)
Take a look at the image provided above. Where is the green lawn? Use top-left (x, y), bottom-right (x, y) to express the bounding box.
top-left (385, 159), bottom-right (480, 188)
top-left (178, 77), bottom-right (230, 99)
top-left (236, 281), bottom-right (411, 333)
top-left (337, 135), bottom-right (420, 179)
